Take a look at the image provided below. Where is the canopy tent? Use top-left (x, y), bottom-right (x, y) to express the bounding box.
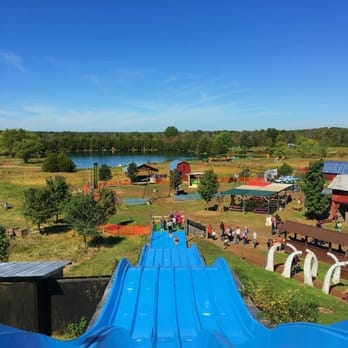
top-left (221, 183), bottom-right (294, 214)
top-left (221, 183), bottom-right (293, 197)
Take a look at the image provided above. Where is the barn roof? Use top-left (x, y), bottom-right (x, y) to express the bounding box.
top-left (328, 174), bottom-right (348, 191)
top-left (323, 161), bottom-right (348, 175)
top-left (282, 220), bottom-right (348, 247)
top-left (169, 160), bottom-right (189, 171)
top-left (137, 164), bottom-right (159, 172)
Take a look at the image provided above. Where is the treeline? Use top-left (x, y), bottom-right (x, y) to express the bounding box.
top-left (34, 127), bottom-right (348, 154)
top-left (0, 127), bottom-right (348, 164)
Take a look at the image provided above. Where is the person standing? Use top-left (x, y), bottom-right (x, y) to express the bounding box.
top-left (235, 226), bottom-right (241, 241)
top-left (253, 231), bottom-right (258, 248)
top-left (219, 221), bottom-right (225, 240)
top-left (167, 219), bottom-right (173, 237)
top-left (206, 224), bottom-right (213, 239)
top-left (160, 216), bottom-right (166, 232)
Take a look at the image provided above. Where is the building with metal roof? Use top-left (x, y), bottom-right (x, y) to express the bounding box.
top-left (0, 261), bottom-right (71, 280)
top-left (323, 160), bottom-right (348, 181)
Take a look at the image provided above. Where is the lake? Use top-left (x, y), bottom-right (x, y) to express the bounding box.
top-left (69, 151), bottom-right (198, 169)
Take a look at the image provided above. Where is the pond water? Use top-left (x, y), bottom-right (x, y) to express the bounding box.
top-left (69, 151), bottom-right (198, 169)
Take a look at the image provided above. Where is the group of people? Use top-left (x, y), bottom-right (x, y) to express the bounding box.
top-left (160, 211), bottom-right (183, 234)
top-left (207, 221), bottom-right (258, 249)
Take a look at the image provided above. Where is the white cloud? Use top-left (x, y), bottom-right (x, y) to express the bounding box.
top-left (0, 51), bottom-right (24, 71)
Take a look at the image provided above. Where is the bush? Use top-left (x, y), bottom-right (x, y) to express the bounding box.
top-left (42, 153), bottom-right (76, 173)
top-left (67, 316), bottom-right (87, 338)
top-left (0, 226), bottom-right (10, 262)
top-left (242, 279), bottom-right (319, 324)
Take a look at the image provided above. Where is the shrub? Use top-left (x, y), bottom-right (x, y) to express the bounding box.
top-left (241, 279), bottom-right (319, 324)
top-left (0, 226), bottom-right (10, 262)
top-left (42, 153), bottom-right (76, 173)
top-left (67, 316), bottom-right (87, 338)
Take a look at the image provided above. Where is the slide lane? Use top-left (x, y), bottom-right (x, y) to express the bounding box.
top-left (156, 268), bottom-right (180, 347)
top-left (174, 267), bottom-right (201, 346)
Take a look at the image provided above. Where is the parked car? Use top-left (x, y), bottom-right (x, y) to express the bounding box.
top-left (274, 175), bottom-right (299, 184)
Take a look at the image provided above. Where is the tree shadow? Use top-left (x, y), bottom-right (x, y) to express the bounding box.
top-left (89, 235), bottom-right (125, 247)
top-left (41, 224), bottom-right (71, 234)
top-left (208, 204), bottom-right (218, 211)
top-left (274, 262), bottom-right (284, 272)
top-left (118, 219), bottom-right (134, 225)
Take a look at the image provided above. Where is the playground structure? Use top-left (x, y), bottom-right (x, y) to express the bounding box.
top-left (265, 242), bottom-right (348, 296)
top-left (0, 230), bottom-right (347, 347)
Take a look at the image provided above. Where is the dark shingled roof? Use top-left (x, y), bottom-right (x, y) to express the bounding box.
top-left (282, 220), bottom-right (348, 247)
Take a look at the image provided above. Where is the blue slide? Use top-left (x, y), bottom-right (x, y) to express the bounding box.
top-left (0, 230), bottom-right (347, 347)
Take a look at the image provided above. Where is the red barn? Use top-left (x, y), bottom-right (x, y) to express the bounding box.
top-left (169, 160), bottom-right (191, 182)
top-left (328, 174), bottom-right (348, 221)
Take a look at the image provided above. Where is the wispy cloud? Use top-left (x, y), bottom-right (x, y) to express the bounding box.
top-left (0, 50), bottom-right (24, 71)
top-left (81, 74), bottom-right (103, 89)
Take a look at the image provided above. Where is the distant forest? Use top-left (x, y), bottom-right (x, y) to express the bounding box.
top-left (0, 127), bottom-right (348, 162)
top-left (35, 127), bottom-right (348, 155)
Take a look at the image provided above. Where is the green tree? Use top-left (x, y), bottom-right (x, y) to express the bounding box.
top-left (0, 226), bottom-right (10, 262)
top-left (64, 193), bottom-right (105, 247)
top-left (195, 136), bottom-right (210, 156)
top-left (42, 153), bottom-right (59, 172)
top-left (265, 128), bottom-right (279, 147)
top-left (0, 128), bottom-right (29, 157)
top-left (14, 135), bottom-right (43, 163)
top-left (169, 168), bottom-right (182, 196)
top-left (296, 137), bottom-right (326, 158)
top-left (97, 188), bottom-right (116, 223)
top-left (46, 176), bottom-right (71, 223)
top-left (211, 132), bottom-right (232, 155)
top-left (300, 160), bottom-right (329, 219)
top-left (164, 126), bottom-right (179, 137)
top-left (0, 129), bottom-right (43, 162)
top-left (42, 152), bottom-right (76, 172)
top-left (99, 164), bottom-right (112, 181)
top-left (198, 169), bottom-right (218, 210)
top-left (126, 162), bottom-right (138, 182)
top-left (272, 141), bottom-right (288, 158)
top-left (239, 133), bottom-right (253, 153)
top-left (278, 163), bottom-right (293, 177)
top-left (57, 152), bottom-right (76, 172)
top-left (23, 187), bottom-right (55, 231)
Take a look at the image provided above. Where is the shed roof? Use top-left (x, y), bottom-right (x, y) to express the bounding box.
top-left (323, 161), bottom-right (348, 175)
top-left (137, 164), bottom-right (159, 172)
top-left (282, 220), bottom-right (348, 247)
top-left (328, 174), bottom-right (348, 191)
top-left (0, 261), bottom-right (71, 280)
top-left (221, 183), bottom-right (293, 197)
top-left (169, 160), bottom-right (189, 171)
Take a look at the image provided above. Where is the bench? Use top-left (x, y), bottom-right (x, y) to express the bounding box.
top-left (229, 205), bottom-right (243, 211)
top-left (253, 207), bottom-right (268, 214)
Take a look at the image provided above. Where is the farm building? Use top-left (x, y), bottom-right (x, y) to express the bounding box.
top-left (169, 160), bottom-right (191, 182)
top-left (328, 174), bottom-right (348, 221)
top-left (323, 160), bottom-right (348, 181)
top-left (187, 172), bottom-right (204, 188)
top-left (130, 164), bottom-right (159, 184)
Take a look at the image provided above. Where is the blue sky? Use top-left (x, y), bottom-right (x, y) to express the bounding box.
top-left (0, 1), bottom-right (347, 132)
